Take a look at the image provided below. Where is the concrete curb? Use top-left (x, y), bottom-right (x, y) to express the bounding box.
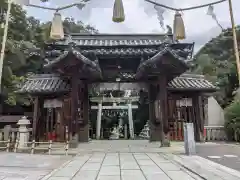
top-left (162, 154), bottom-right (207, 180)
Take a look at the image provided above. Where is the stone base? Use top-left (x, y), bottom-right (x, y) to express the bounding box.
top-left (161, 133), bottom-right (170, 147)
top-left (78, 125), bottom-right (89, 142)
top-left (199, 132), bottom-right (205, 142)
top-left (149, 123), bottom-right (161, 142)
top-left (70, 134), bottom-right (78, 148)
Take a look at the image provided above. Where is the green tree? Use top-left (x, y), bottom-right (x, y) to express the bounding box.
top-left (1, 0), bottom-right (98, 106)
top-left (1, 0), bottom-right (38, 105)
top-left (192, 27), bottom-right (240, 108)
top-left (225, 99), bottom-right (240, 141)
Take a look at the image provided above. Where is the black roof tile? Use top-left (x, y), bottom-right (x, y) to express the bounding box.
top-left (18, 73), bottom-right (216, 94)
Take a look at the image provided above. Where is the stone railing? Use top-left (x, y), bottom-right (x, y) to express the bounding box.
top-left (204, 126), bottom-right (227, 141)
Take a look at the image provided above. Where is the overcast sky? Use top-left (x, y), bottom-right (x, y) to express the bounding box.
top-left (25, 0), bottom-right (240, 52)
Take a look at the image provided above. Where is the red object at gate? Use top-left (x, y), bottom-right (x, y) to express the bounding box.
top-left (51, 132), bottom-right (56, 141)
top-left (204, 128), bottom-right (207, 138)
top-left (47, 132), bottom-right (56, 141)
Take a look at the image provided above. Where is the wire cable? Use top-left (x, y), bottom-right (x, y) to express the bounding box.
top-left (144, 0), bottom-right (226, 11)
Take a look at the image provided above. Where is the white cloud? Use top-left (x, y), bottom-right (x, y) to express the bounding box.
top-left (25, 0), bottom-right (240, 51)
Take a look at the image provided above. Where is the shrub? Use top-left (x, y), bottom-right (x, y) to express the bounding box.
top-left (224, 100), bottom-right (240, 141)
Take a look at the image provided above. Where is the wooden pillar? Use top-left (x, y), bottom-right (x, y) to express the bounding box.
top-left (32, 96), bottom-right (43, 141)
top-left (32, 97), bottom-right (39, 140)
top-left (78, 82), bottom-right (89, 142)
top-left (192, 94), bottom-right (202, 142)
top-left (158, 76), bottom-right (170, 147)
top-left (148, 84), bottom-right (161, 141)
top-left (56, 107), bottom-right (64, 141)
top-left (70, 75), bottom-right (78, 140)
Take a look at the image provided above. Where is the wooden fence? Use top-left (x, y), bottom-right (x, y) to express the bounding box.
top-left (0, 126), bottom-right (70, 155)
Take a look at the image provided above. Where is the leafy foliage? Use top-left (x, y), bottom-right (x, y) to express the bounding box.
top-left (224, 100), bottom-right (240, 141)
top-left (0, 0), bottom-right (98, 106)
top-left (192, 27), bottom-right (240, 108)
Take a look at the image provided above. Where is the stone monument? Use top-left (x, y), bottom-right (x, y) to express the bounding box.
top-left (139, 122), bottom-right (150, 139)
top-left (109, 127), bottom-right (120, 140)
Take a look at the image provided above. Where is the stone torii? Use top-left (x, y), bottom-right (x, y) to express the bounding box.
top-left (90, 95), bottom-right (139, 139)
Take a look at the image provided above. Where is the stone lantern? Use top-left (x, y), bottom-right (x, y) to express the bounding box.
top-left (17, 116), bottom-right (31, 148)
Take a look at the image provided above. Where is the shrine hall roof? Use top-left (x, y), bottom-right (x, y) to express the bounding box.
top-left (43, 34), bottom-right (194, 58)
top-left (17, 73), bottom-right (216, 95)
top-left (55, 33), bottom-right (174, 46)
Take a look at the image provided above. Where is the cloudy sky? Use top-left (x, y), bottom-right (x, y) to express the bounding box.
top-left (25, 0), bottom-right (240, 51)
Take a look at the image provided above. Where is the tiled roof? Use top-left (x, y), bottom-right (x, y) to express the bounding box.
top-left (168, 74), bottom-right (216, 90)
top-left (136, 47), bottom-right (188, 79)
top-left (44, 49), bottom-right (101, 71)
top-left (56, 34), bottom-right (174, 47)
top-left (17, 74), bottom-right (69, 94)
top-left (17, 73), bottom-right (216, 94)
top-left (81, 47), bottom-right (159, 56)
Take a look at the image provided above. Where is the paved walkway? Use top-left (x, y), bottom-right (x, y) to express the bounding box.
top-left (50, 140), bottom-right (185, 155)
top-left (44, 152), bottom-right (200, 180)
top-left (1, 140), bottom-right (240, 179)
top-left (0, 153), bottom-right (70, 180)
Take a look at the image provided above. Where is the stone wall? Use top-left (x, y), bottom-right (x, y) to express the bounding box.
top-left (206, 96), bottom-right (225, 126)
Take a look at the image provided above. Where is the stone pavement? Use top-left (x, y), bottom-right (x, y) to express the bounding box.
top-left (0, 153), bottom-right (71, 180)
top-left (1, 140), bottom-right (240, 180)
top-left (44, 152), bottom-right (201, 180)
top-left (49, 140), bottom-right (185, 155)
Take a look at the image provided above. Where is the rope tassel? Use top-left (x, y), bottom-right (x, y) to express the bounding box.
top-left (112, 0), bottom-right (125, 23)
top-left (173, 11), bottom-right (186, 40)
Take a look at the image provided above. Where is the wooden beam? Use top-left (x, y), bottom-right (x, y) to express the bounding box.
top-left (91, 105), bottom-right (138, 110)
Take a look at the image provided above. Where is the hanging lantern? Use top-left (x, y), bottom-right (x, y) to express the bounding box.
top-left (173, 11), bottom-right (186, 40)
top-left (12, 0), bottom-right (30, 5)
top-left (112, 0), bottom-right (125, 23)
top-left (50, 11), bottom-right (64, 40)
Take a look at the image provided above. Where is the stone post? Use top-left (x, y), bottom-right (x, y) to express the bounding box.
top-left (96, 101), bottom-right (102, 140)
top-left (124, 124), bottom-right (128, 139)
top-left (128, 103), bottom-right (134, 139)
top-left (17, 116), bottom-right (30, 148)
top-left (3, 125), bottom-right (11, 141)
top-left (184, 123), bottom-right (196, 155)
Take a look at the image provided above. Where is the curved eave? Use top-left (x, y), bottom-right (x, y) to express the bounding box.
top-left (136, 47), bottom-right (188, 79)
top-left (44, 49), bottom-right (102, 79)
top-left (16, 74), bottom-right (70, 95)
top-left (44, 42), bottom-right (194, 58)
top-left (17, 90), bottom-right (70, 96)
